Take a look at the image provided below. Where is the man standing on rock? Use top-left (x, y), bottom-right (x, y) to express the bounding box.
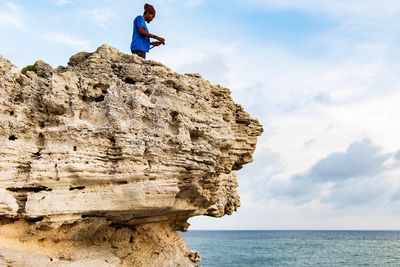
top-left (130, 3), bottom-right (165, 59)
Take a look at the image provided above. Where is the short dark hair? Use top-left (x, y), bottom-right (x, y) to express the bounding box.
top-left (144, 3), bottom-right (156, 15)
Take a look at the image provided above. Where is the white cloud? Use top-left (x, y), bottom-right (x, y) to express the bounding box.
top-left (248, 0), bottom-right (400, 19)
top-left (185, 0), bottom-right (204, 6)
top-left (178, 53), bottom-right (230, 84)
top-left (53, 0), bottom-right (73, 6)
top-left (396, 151), bottom-right (400, 161)
top-left (154, 39), bottom-right (236, 84)
top-left (308, 139), bottom-right (389, 181)
top-left (6, 2), bottom-right (20, 13)
top-left (238, 144), bottom-right (286, 193)
top-left (321, 178), bottom-right (390, 207)
top-left (312, 92), bottom-right (332, 105)
top-left (392, 190), bottom-right (400, 202)
top-left (43, 32), bottom-right (92, 50)
top-left (0, 13), bottom-right (24, 29)
top-left (89, 8), bottom-right (117, 29)
top-left (0, 2), bottom-right (25, 29)
top-left (156, 0), bottom-right (204, 6)
top-left (273, 139), bottom-right (395, 205)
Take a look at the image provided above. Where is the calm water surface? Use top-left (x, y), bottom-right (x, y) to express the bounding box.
top-left (183, 231), bottom-right (400, 267)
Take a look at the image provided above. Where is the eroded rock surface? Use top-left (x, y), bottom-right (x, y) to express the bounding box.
top-left (0, 45), bottom-right (262, 266)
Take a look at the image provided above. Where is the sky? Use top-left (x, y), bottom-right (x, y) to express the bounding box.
top-left (1, 0), bottom-right (400, 230)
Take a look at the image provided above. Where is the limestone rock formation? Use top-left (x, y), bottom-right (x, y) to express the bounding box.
top-left (0, 45), bottom-right (263, 266)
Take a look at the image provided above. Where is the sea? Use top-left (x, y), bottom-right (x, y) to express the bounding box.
top-left (183, 230), bottom-right (400, 267)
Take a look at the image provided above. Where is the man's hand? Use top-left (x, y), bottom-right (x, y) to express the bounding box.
top-left (151, 41), bottom-right (164, 47)
top-left (155, 36), bottom-right (165, 45)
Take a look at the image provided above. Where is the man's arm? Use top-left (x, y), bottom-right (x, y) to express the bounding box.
top-left (138, 26), bottom-right (165, 44)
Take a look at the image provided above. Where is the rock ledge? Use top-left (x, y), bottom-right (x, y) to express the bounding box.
top-left (0, 45), bottom-right (262, 266)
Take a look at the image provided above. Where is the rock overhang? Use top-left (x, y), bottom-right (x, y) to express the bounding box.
top-left (0, 44), bottom-right (263, 266)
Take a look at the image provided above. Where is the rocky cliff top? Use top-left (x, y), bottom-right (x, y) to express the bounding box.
top-left (0, 45), bottom-right (262, 266)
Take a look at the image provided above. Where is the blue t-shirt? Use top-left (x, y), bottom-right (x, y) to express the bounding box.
top-left (130, 15), bottom-right (150, 52)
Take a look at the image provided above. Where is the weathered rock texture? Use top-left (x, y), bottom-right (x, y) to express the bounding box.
top-left (0, 45), bottom-right (263, 266)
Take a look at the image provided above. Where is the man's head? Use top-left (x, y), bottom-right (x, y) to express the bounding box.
top-left (143, 3), bottom-right (156, 23)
